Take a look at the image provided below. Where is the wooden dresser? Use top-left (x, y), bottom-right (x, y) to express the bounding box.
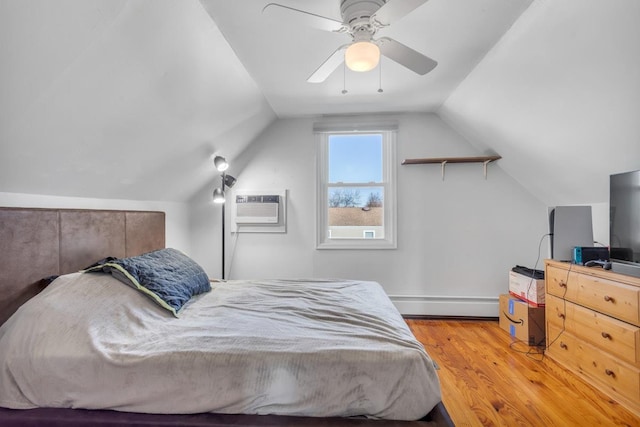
top-left (544, 259), bottom-right (640, 416)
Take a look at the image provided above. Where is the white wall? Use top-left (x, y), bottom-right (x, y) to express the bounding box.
top-left (591, 202), bottom-right (609, 246)
top-left (189, 113), bottom-right (549, 316)
top-left (0, 192), bottom-right (191, 254)
top-left (439, 0), bottom-right (640, 209)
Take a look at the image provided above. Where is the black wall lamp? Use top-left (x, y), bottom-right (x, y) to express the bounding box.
top-left (212, 155), bottom-right (237, 280)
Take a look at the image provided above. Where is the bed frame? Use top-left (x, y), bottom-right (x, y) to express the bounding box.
top-left (0, 207), bottom-right (454, 427)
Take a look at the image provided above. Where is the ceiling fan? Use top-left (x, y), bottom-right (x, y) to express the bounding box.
top-left (262, 0), bottom-right (437, 83)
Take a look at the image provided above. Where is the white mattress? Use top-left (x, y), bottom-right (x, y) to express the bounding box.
top-left (0, 272), bottom-right (441, 420)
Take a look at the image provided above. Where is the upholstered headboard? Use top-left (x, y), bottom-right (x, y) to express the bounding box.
top-left (0, 208), bottom-right (165, 326)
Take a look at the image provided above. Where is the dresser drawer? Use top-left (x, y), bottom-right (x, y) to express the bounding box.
top-left (547, 324), bottom-right (640, 402)
top-left (546, 265), bottom-right (640, 325)
top-left (546, 294), bottom-right (640, 365)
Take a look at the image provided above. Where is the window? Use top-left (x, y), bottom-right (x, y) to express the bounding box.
top-left (316, 126), bottom-right (396, 249)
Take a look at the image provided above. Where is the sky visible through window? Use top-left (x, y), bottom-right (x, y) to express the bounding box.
top-left (328, 133), bottom-right (383, 207)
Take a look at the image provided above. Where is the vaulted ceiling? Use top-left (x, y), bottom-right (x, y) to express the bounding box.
top-left (199, 0), bottom-right (532, 116)
top-left (1, 0), bottom-right (638, 205)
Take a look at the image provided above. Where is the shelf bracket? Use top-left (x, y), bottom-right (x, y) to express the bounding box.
top-left (483, 160), bottom-right (491, 179)
top-left (440, 160), bottom-right (447, 181)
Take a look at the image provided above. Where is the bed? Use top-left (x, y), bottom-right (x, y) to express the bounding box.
top-left (0, 207), bottom-right (453, 426)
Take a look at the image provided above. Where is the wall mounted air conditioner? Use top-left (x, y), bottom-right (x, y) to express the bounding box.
top-left (235, 195), bottom-right (279, 224)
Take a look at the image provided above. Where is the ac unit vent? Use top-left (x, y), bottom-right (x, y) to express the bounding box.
top-left (235, 195), bottom-right (279, 224)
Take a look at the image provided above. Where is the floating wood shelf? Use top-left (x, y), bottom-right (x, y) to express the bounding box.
top-left (401, 155), bottom-right (501, 180)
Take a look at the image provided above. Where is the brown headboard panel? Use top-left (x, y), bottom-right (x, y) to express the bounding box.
top-left (0, 208), bottom-right (165, 326)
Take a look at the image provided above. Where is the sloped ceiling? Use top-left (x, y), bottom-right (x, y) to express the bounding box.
top-left (0, 0), bottom-right (276, 202)
top-left (200, 0), bottom-right (532, 116)
top-left (440, 0), bottom-right (640, 206)
top-left (1, 0), bottom-right (637, 207)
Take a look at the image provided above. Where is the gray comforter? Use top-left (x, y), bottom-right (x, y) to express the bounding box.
top-left (0, 273), bottom-right (441, 420)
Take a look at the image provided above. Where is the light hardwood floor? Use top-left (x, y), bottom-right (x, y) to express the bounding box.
top-left (406, 319), bottom-right (640, 427)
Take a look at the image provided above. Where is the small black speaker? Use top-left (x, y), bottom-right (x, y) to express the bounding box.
top-left (572, 246), bottom-right (609, 265)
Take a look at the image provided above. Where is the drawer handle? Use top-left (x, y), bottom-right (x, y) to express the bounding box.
top-left (559, 282), bottom-right (567, 288)
top-left (557, 312), bottom-right (565, 319)
top-left (559, 342), bottom-right (568, 350)
top-left (605, 369), bottom-right (616, 378)
top-left (601, 332), bottom-right (612, 339)
top-left (604, 295), bottom-right (614, 303)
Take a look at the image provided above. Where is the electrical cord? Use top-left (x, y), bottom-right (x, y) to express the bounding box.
top-left (509, 340), bottom-right (544, 361)
top-left (506, 233), bottom-right (558, 361)
top-left (523, 233), bottom-right (551, 305)
top-left (226, 228), bottom-right (241, 280)
top-left (522, 233), bottom-right (549, 349)
top-left (544, 262), bottom-right (571, 353)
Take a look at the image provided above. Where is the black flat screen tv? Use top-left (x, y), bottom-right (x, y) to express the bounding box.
top-left (610, 169), bottom-right (640, 278)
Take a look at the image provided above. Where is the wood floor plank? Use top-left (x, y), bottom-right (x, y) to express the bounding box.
top-left (406, 319), bottom-right (640, 427)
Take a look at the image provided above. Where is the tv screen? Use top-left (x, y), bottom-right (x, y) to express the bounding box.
top-left (610, 170), bottom-right (640, 268)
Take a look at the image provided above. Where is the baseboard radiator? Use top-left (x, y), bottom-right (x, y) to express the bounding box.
top-left (389, 295), bottom-right (499, 318)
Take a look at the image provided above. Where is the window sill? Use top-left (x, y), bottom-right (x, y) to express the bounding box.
top-left (316, 240), bottom-right (397, 250)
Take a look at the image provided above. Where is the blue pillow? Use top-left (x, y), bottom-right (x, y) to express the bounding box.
top-left (85, 248), bottom-right (210, 316)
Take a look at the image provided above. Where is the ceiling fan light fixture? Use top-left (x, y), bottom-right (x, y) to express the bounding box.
top-left (345, 41), bottom-right (380, 72)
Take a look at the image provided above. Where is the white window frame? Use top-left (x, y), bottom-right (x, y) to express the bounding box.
top-left (315, 125), bottom-right (397, 250)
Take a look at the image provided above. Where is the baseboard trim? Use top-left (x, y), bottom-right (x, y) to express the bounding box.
top-left (403, 315), bottom-right (499, 321)
top-left (389, 294), bottom-right (499, 318)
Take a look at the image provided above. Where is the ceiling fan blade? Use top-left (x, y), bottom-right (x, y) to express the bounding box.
top-left (262, 3), bottom-right (345, 33)
top-left (307, 45), bottom-right (349, 83)
top-left (378, 37), bottom-right (437, 75)
top-left (371, 0), bottom-right (429, 27)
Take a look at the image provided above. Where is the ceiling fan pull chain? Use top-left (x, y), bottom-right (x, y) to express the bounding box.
top-left (378, 58), bottom-right (383, 93)
top-left (342, 61), bottom-right (348, 94)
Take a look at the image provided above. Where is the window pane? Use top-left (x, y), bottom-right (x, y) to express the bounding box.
top-left (328, 186), bottom-right (384, 239)
top-left (328, 134), bottom-right (382, 183)
top-left (316, 128), bottom-right (396, 249)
